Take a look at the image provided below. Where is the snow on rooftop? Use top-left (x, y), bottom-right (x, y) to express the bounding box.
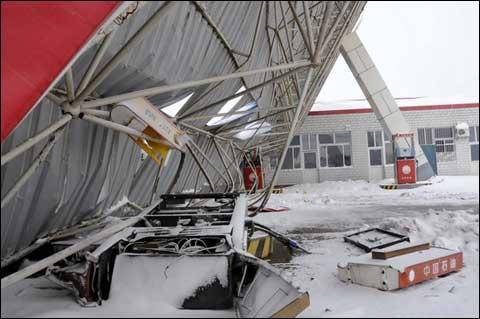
top-left (311, 96), bottom-right (479, 112)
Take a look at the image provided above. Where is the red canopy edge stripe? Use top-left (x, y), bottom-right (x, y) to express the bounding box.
top-left (308, 103), bottom-right (480, 116)
top-left (1, 1), bottom-right (122, 142)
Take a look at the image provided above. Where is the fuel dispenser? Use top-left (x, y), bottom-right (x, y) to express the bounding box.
top-left (392, 133), bottom-right (417, 184)
top-left (242, 149), bottom-right (264, 192)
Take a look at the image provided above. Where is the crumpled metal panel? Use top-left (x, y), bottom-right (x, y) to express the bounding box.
top-left (1, 1), bottom-right (366, 260)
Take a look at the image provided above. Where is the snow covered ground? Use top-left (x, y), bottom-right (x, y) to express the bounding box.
top-left (1, 176), bottom-right (478, 318)
top-left (255, 175), bottom-right (479, 318)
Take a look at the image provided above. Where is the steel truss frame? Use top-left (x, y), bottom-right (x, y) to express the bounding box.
top-left (1, 1), bottom-right (366, 218)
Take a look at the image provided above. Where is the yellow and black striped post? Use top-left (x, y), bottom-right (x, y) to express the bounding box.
top-left (247, 235), bottom-right (272, 259)
top-left (272, 188), bottom-right (283, 194)
top-left (380, 184), bottom-right (398, 190)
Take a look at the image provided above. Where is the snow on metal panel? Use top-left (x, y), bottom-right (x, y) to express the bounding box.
top-left (109, 255), bottom-right (229, 308)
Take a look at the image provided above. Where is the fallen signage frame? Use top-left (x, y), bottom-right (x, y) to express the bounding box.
top-left (338, 245), bottom-right (463, 291)
top-left (372, 241), bottom-right (430, 260)
top-left (344, 228), bottom-right (410, 252)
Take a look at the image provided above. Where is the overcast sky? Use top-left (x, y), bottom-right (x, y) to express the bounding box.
top-left (317, 1), bottom-right (479, 102)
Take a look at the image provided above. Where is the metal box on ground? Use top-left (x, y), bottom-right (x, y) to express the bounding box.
top-left (338, 243), bottom-right (463, 290)
top-left (247, 231), bottom-right (293, 263)
top-left (344, 228), bottom-right (409, 252)
top-left (371, 241), bottom-right (430, 260)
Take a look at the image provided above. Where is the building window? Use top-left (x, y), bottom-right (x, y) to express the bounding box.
top-left (369, 148), bottom-right (382, 166)
top-left (302, 134), bottom-right (317, 168)
top-left (418, 127), bottom-right (456, 161)
top-left (302, 134), bottom-right (317, 151)
top-left (318, 133), bottom-right (334, 144)
top-left (281, 135), bottom-right (301, 169)
top-left (318, 132), bottom-right (352, 168)
top-left (384, 131), bottom-right (394, 165)
top-left (367, 130), bottom-right (383, 166)
top-left (434, 127), bottom-right (455, 161)
top-left (470, 125), bottom-right (479, 161)
top-left (418, 128), bottom-right (433, 145)
top-left (367, 130), bottom-right (394, 166)
top-left (304, 152), bottom-right (317, 169)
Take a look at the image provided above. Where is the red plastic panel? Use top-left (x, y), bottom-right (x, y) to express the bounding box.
top-left (244, 166), bottom-right (264, 191)
top-left (398, 252), bottom-right (463, 288)
top-left (396, 159), bottom-right (417, 184)
top-left (1, 1), bottom-right (120, 141)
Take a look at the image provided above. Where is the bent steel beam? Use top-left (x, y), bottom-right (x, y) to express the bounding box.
top-left (188, 139), bottom-right (231, 189)
top-left (258, 67), bottom-right (314, 213)
top-left (65, 69), bottom-right (75, 102)
top-left (1, 114), bottom-right (72, 166)
top-left (186, 143), bottom-right (215, 192)
top-left (287, 1), bottom-right (314, 59)
top-left (1, 199), bottom-right (162, 289)
top-left (81, 114), bottom-right (164, 144)
top-left (80, 61), bottom-right (312, 109)
top-left (1, 128), bottom-right (66, 209)
top-left (213, 139), bottom-right (235, 191)
top-left (76, 30), bottom-right (116, 95)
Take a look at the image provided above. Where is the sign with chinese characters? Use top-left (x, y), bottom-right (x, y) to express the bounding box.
top-left (399, 252), bottom-right (463, 288)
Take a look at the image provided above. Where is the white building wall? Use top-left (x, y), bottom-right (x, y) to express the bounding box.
top-left (402, 108), bottom-right (478, 176)
top-left (265, 107), bottom-right (479, 185)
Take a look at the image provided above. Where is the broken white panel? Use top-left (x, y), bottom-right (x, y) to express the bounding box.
top-left (231, 193), bottom-right (247, 250)
top-left (116, 97), bottom-right (185, 149)
top-left (235, 251), bottom-right (310, 318)
top-left (340, 31), bottom-right (434, 180)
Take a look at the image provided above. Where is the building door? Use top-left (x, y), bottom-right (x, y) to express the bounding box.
top-left (420, 145), bottom-right (438, 175)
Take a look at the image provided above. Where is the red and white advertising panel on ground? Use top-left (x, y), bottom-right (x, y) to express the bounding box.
top-left (338, 243), bottom-right (463, 291)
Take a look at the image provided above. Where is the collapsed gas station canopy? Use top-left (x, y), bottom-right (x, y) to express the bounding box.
top-left (1, 1), bottom-right (366, 264)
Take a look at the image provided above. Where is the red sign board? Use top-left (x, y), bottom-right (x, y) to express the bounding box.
top-left (244, 166), bottom-right (264, 191)
top-left (393, 133), bottom-right (414, 138)
top-left (1, 1), bottom-right (120, 141)
top-left (399, 252), bottom-right (463, 288)
top-left (396, 159), bottom-right (416, 184)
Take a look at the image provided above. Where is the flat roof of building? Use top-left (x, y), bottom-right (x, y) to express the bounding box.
top-left (309, 96), bottom-right (479, 116)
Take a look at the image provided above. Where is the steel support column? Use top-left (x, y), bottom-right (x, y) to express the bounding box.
top-left (186, 143), bottom-right (215, 192)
